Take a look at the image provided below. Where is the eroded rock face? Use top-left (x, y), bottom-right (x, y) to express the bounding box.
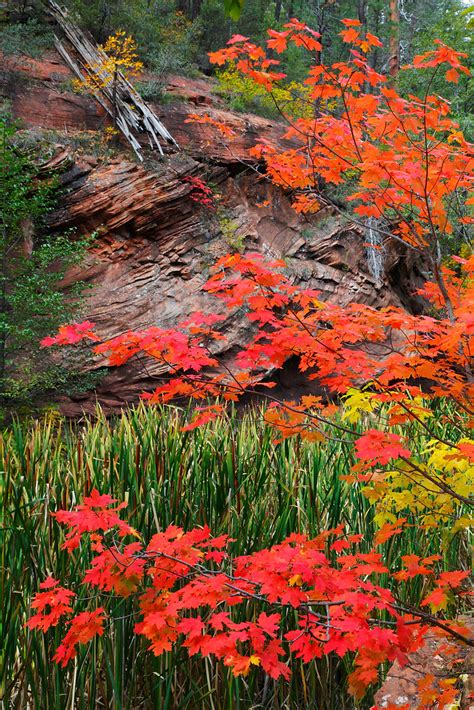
top-left (0, 51), bottom-right (105, 131)
top-left (374, 617), bottom-right (473, 709)
top-left (1, 48), bottom-right (426, 414)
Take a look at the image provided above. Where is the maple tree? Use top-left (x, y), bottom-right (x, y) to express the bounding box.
top-left (205, 18), bottom-right (472, 312)
top-left (34, 254), bottom-right (473, 701)
top-left (30, 18), bottom-right (473, 705)
top-left (181, 175), bottom-right (216, 209)
top-left (27, 490), bottom-right (471, 701)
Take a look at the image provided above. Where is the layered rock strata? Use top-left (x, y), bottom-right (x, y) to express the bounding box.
top-left (1, 50), bottom-right (425, 413)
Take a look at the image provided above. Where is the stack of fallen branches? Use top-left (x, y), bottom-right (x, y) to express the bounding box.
top-left (46, 0), bottom-right (178, 160)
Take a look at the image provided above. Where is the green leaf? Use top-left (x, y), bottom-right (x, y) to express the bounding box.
top-left (224, 0), bottom-right (245, 21)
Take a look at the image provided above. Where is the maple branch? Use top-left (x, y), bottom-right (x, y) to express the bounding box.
top-left (398, 457), bottom-right (473, 507)
top-left (393, 603), bottom-right (473, 647)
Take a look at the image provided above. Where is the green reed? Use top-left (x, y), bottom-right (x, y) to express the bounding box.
top-left (0, 404), bottom-right (468, 709)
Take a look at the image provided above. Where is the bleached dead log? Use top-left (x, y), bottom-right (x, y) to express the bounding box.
top-left (46, 0), bottom-right (178, 160)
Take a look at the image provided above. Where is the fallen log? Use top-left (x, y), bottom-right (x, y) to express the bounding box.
top-left (45, 0), bottom-right (179, 160)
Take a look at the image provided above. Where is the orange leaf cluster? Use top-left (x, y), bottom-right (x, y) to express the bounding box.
top-left (204, 20), bottom-right (472, 250)
top-left (43, 253), bottom-right (473, 434)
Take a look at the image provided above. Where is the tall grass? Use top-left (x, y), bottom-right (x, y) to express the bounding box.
top-left (0, 405), bottom-right (467, 709)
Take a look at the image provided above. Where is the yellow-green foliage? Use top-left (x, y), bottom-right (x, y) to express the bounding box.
top-left (216, 64), bottom-right (313, 119)
top-left (342, 389), bottom-right (473, 536)
top-left (368, 439), bottom-right (473, 534)
top-left (158, 10), bottom-right (192, 46)
top-left (73, 31), bottom-right (143, 95)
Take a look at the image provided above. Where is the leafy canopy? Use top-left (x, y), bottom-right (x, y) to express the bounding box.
top-left (73, 30), bottom-right (143, 99)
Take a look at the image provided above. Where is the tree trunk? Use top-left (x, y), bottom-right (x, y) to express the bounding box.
top-left (275, 0), bottom-right (282, 22)
top-left (389, 0), bottom-right (400, 80)
top-left (177, 0), bottom-right (202, 19)
top-left (368, 8), bottom-right (381, 72)
top-left (112, 68), bottom-right (118, 130)
top-left (192, 0), bottom-right (203, 19)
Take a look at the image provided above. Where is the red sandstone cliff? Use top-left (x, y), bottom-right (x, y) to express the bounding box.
top-left (1, 50), bottom-right (425, 413)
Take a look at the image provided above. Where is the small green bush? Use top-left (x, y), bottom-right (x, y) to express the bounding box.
top-left (0, 18), bottom-right (54, 57)
top-left (0, 116), bottom-right (94, 420)
top-left (215, 64), bottom-right (313, 120)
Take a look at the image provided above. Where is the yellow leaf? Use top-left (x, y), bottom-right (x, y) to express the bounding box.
top-left (342, 388), bottom-right (378, 423)
top-left (288, 574), bottom-right (303, 587)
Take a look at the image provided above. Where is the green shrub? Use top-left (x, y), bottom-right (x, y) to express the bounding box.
top-left (0, 18), bottom-right (54, 56)
top-left (216, 64), bottom-right (313, 120)
top-left (0, 116), bottom-right (93, 419)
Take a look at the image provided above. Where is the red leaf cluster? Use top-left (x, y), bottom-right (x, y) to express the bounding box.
top-left (27, 496), bottom-right (470, 699)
